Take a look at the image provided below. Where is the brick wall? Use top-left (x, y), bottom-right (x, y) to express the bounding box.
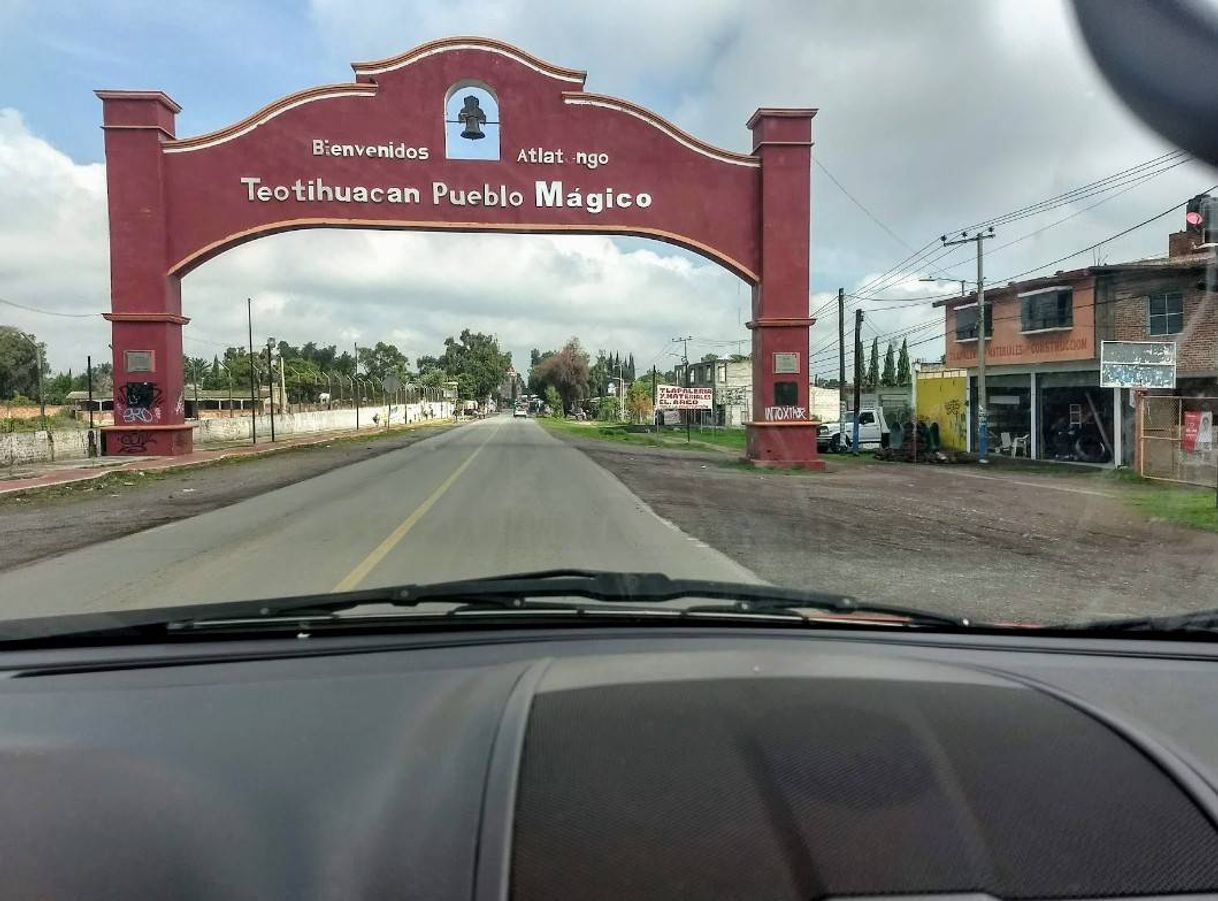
top-left (1111, 277), bottom-right (1217, 375)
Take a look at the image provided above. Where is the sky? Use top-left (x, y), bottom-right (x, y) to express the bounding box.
top-left (1, 0), bottom-right (1216, 380)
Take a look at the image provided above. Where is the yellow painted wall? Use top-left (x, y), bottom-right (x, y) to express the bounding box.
top-left (916, 373), bottom-right (967, 450)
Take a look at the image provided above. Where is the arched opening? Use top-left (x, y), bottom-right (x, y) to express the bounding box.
top-left (444, 81), bottom-right (500, 161)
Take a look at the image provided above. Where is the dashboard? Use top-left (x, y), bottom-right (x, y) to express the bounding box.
top-left (1, 625), bottom-right (1217, 899)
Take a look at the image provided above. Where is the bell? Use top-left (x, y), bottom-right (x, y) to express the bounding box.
top-left (458, 96), bottom-right (487, 140)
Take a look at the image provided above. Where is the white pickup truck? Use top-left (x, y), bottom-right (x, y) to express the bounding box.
top-left (817, 408), bottom-right (889, 453)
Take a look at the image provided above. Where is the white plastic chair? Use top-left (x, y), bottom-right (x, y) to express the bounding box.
top-left (1012, 434), bottom-right (1030, 457)
top-left (999, 432), bottom-right (1014, 455)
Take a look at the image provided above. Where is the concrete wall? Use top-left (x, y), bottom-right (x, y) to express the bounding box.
top-left (2, 429), bottom-right (95, 467)
top-left (3, 401), bottom-right (454, 468)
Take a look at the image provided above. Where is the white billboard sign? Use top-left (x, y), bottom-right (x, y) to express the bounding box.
top-left (1100, 341), bottom-right (1176, 389)
top-left (656, 385), bottom-right (714, 410)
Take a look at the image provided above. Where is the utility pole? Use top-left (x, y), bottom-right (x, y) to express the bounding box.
top-left (247, 298), bottom-right (257, 444)
top-left (353, 341), bottom-right (360, 430)
top-left (265, 338), bottom-right (276, 442)
top-left (837, 288), bottom-right (846, 432)
top-left (942, 227), bottom-right (995, 461)
top-left (279, 352), bottom-right (287, 416)
top-left (672, 336), bottom-right (691, 443)
top-left (652, 364), bottom-right (658, 430)
top-left (86, 355), bottom-right (94, 431)
top-left (852, 310), bottom-right (863, 455)
top-left (87, 353), bottom-right (97, 457)
top-left (192, 360), bottom-right (200, 421)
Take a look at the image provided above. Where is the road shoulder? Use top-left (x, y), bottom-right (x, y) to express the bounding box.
top-left (0, 423), bottom-right (458, 572)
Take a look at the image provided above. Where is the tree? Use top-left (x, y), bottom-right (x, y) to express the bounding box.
top-left (436, 329), bottom-right (511, 401)
top-left (356, 342), bottom-right (410, 381)
top-left (625, 381), bottom-right (654, 424)
top-left (880, 342), bottom-right (896, 387)
top-left (528, 349), bottom-right (556, 398)
top-left (543, 385), bottom-right (562, 417)
top-left (700, 353), bottom-right (719, 363)
top-left (0, 327), bottom-right (47, 400)
top-left (866, 337), bottom-right (880, 389)
top-left (597, 395), bottom-right (621, 421)
top-left (897, 338), bottom-right (911, 387)
top-left (532, 338), bottom-right (590, 412)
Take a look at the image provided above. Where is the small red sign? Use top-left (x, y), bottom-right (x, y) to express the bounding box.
top-left (1183, 410), bottom-right (1201, 453)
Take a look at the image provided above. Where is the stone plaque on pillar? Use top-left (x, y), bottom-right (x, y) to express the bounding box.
top-left (773, 352), bottom-right (799, 374)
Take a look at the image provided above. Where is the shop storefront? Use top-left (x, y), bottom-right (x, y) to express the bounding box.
top-left (968, 374), bottom-right (1032, 455)
top-left (967, 368), bottom-right (1125, 465)
top-left (1038, 372), bottom-right (1115, 464)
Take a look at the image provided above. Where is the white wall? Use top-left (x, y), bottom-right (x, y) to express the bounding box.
top-left (2, 429), bottom-right (94, 467)
top-left (2, 401), bottom-right (455, 468)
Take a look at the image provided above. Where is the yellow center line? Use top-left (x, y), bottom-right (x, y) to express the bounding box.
top-left (332, 421), bottom-right (500, 591)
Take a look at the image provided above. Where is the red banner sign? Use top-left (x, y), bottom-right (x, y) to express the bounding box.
top-left (1183, 411), bottom-right (1201, 452)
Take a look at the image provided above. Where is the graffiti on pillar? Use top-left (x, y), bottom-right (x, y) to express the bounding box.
top-left (117, 382), bottom-right (163, 424)
top-left (174, 391), bottom-right (185, 417)
top-left (113, 431), bottom-right (153, 454)
top-left (764, 406), bottom-right (807, 422)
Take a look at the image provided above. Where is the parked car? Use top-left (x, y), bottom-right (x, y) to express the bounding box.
top-left (817, 408), bottom-right (888, 452)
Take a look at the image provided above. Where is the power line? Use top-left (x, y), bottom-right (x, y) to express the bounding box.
top-left (815, 158), bottom-right (916, 254)
top-left (0, 297), bottom-right (102, 319)
top-left (997, 185), bottom-right (1216, 283)
top-left (838, 151), bottom-right (1199, 311)
top-left (960, 150), bottom-right (1190, 232)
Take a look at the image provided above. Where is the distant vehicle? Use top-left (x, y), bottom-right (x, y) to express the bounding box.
top-left (817, 408), bottom-right (888, 452)
top-left (513, 406), bottom-right (527, 418)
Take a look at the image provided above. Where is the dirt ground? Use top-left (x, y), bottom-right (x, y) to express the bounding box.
top-left (557, 436), bottom-right (1218, 625)
top-left (0, 424), bottom-right (454, 573)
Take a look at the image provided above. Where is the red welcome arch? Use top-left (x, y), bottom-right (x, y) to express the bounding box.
top-left (97, 36), bottom-right (821, 466)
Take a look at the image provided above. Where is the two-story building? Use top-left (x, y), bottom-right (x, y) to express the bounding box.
top-left (675, 356), bottom-right (752, 426)
top-left (937, 225), bottom-right (1216, 465)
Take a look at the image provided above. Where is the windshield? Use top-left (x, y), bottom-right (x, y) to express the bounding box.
top-left (1, 1), bottom-right (1217, 636)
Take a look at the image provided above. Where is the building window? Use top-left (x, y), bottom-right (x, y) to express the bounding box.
top-left (1148, 292), bottom-right (1184, 336)
top-left (1020, 288), bottom-right (1073, 332)
top-left (954, 304), bottom-right (992, 341)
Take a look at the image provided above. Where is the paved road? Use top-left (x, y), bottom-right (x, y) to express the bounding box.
top-left (0, 417), bottom-right (758, 619)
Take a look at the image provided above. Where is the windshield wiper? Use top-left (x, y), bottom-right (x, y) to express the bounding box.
top-left (0, 570), bottom-right (970, 646)
top-left (170, 569), bottom-right (969, 630)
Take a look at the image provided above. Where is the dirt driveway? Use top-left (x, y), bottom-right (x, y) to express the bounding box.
top-left (561, 437), bottom-right (1218, 624)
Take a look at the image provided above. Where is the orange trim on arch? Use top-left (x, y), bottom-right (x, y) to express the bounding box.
top-left (169, 218), bottom-right (760, 283)
top-left (351, 36), bottom-right (586, 82)
top-left (163, 83), bottom-right (378, 151)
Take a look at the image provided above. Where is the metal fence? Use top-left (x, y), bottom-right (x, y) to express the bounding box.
top-left (1140, 394), bottom-right (1218, 487)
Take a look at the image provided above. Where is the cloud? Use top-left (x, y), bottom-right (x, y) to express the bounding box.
top-left (183, 228), bottom-right (747, 372)
top-left (7, 0), bottom-right (1218, 382)
top-left (0, 108), bottom-right (747, 374)
top-left (0, 108), bottom-right (110, 368)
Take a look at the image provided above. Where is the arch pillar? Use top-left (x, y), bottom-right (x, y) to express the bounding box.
top-left (97, 90), bottom-right (193, 455)
top-left (746, 109), bottom-right (824, 469)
